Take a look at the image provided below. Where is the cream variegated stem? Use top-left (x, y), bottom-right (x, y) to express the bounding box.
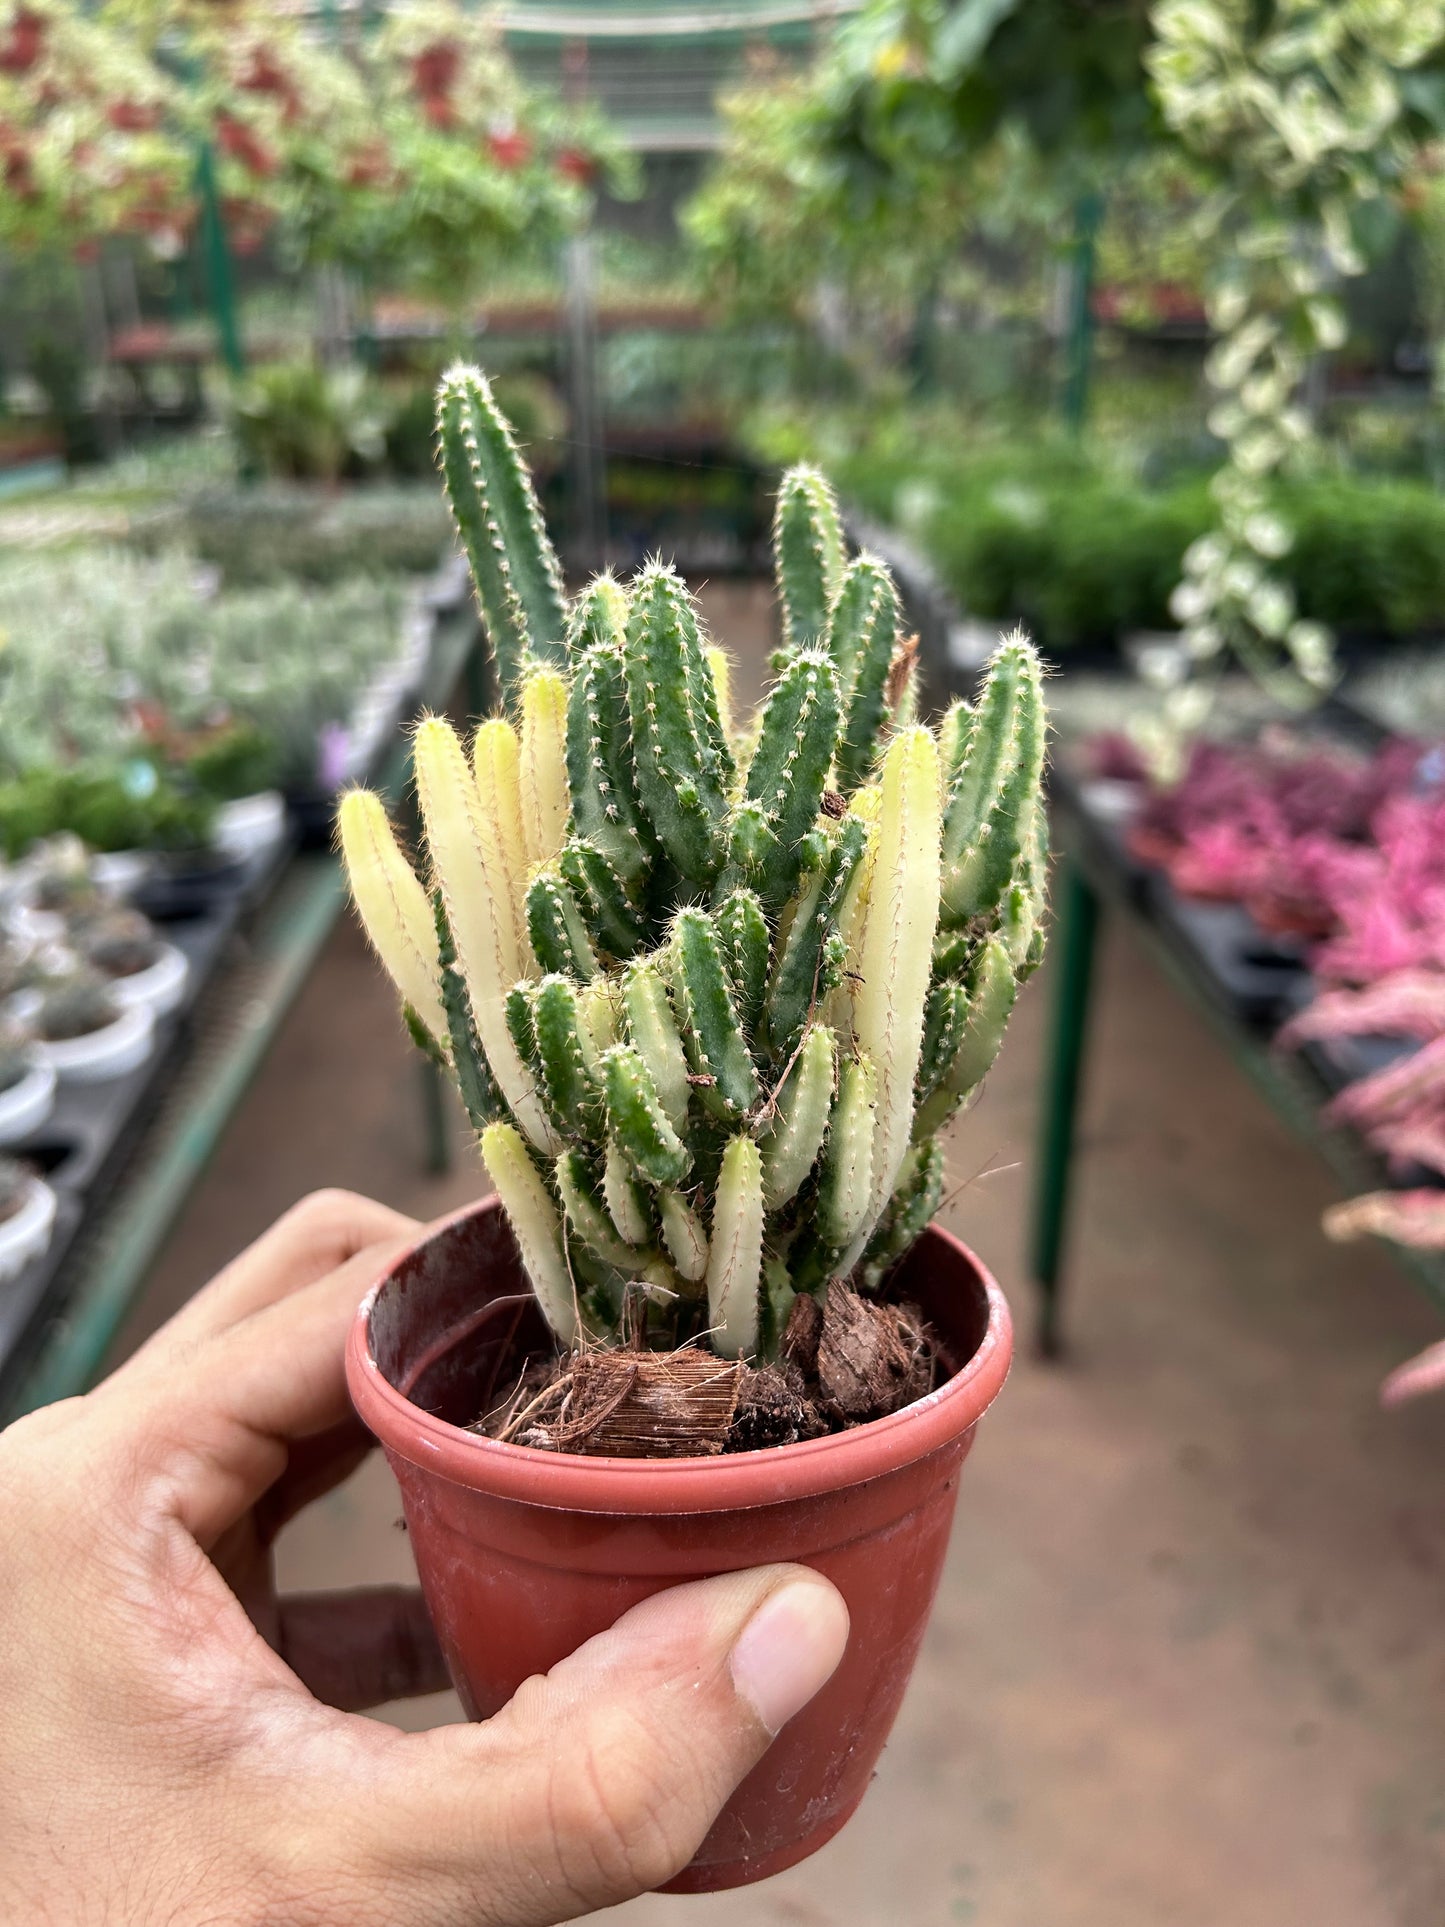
top-left (706, 646), bottom-right (734, 743)
top-left (482, 1123), bottom-right (577, 1343)
top-left (414, 717), bottom-right (556, 1151)
top-left (659, 1189), bottom-right (710, 1282)
top-left (845, 726), bottom-right (941, 1268)
top-left (336, 789), bottom-right (446, 1045)
top-left (471, 718), bottom-right (531, 971)
top-left (707, 1134), bottom-right (763, 1360)
top-left (825, 785), bottom-right (880, 1042)
top-left (603, 1139), bottom-right (650, 1245)
top-left (519, 669), bottom-right (570, 869)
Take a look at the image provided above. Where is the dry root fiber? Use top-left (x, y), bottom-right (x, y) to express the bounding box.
top-left (475, 1286), bottom-right (938, 1458)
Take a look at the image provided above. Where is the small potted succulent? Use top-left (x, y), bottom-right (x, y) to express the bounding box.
top-left (0, 1150), bottom-right (57, 1282)
top-left (342, 368), bottom-right (1047, 1891)
top-left (71, 907), bottom-right (190, 1017)
top-left (6, 836), bottom-right (102, 944)
top-left (0, 1028), bottom-right (55, 1146)
top-left (30, 970), bottom-right (155, 1084)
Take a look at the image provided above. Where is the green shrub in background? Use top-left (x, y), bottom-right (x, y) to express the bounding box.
top-left (767, 414), bottom-right (1445, 655)
top-left (0, 768), bottom-right (214, 861)
top-left (230, 361), bottom-right (389, 484)
top-left (150, 487), bottom-right (451, 587)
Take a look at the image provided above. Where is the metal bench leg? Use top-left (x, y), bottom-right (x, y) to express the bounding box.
top-left (1030, 855), bottom-right (1101, 1357)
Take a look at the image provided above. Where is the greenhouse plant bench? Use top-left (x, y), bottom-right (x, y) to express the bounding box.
top-left (0, 596), bottom-right (486, 1426)
top-left (1030, 768), bottom-right (1445, 1355)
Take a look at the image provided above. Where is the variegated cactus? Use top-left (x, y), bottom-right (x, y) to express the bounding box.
top-left (339, 364), bottom-right (1048, 1361)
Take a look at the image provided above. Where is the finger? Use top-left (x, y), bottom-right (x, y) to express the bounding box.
top-left (111, 1236), bottom-right (414, 1545)
top-left (302, 1565), bottom-right (849, 1927)
top-left (253, 1416), bottom-right (374, 1546)
top-left (125, 1190), bottom-right (420, 1368)
top-left (276, 1588), bottom-right (451, 1712)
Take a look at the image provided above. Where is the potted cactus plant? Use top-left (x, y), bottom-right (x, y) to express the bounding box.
top-left (72, 907), bottom-right (190, 1017)
top-left (30, 970), bottom-right (155, 1084)
top-left (342, 367), bottom-right (1047, 1891)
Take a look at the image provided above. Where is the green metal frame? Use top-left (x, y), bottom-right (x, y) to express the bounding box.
top-left (1029, 786), bottom-right (1445, 1353)
top-left (1, 614), bottom-right (481, 1424)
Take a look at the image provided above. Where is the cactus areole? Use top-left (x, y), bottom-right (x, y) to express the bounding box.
top-left (341, 364), bottom-right (1048, 1455)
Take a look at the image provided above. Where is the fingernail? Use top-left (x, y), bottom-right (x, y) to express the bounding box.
top-left (730, 1578), bottom-right (850, 1734)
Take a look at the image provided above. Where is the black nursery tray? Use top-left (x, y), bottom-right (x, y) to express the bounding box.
top-left (1143, 880), bottom-right (1315, 1030)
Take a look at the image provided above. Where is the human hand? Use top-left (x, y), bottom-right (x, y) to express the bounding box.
top-left (0, 1188), bottom-right (849, 1926)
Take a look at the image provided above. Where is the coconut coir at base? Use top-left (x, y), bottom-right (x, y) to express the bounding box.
top-left (473, 1286), bottom-right (938, 1459)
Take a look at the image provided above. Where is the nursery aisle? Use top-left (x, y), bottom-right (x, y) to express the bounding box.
top-left (106, 673), bottom-right (1445, 1927)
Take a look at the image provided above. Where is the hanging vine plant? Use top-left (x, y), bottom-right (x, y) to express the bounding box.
top-left (1146, 0), bottom-right (1445, 722)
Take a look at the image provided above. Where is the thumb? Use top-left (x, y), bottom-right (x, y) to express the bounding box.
top-left (322, 1565), bottom-right (849, 1927)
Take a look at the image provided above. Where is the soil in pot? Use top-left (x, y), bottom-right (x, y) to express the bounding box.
top-left (71, 908), bottom-right (162, 980)
top-left (476, 1286), bottom-right (940, 1458)
top-left (34, 974), bottom-right (121, 1043)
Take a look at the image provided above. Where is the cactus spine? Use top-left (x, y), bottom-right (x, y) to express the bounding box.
top-left (341, 369), bottom-right (1049, 1365)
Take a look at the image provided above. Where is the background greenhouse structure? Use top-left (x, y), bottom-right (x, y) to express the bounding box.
top-left (2, 0), bottom-right (1445, 1918)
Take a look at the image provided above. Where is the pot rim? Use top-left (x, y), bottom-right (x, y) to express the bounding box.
top-left (347, 1197), bottom-right (1013, 1515)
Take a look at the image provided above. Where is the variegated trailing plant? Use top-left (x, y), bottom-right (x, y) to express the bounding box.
top-left (340, 365), bottom-right (1048, 1367)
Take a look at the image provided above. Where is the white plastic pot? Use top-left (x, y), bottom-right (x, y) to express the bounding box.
top-left (33, 1003), bottom-right (154, 1084)
top-left (90, 850), bottom-right (152, 897)
top-left (0, 1061), bottom-right (56, 1146)
top-left (0, 1176), bottom-right (57, 1282)
top-left (107, 942), bottom-right (190, 1017)
top-left (213, 791), bottom-right (286, 863)
top-left (6, 901), bottom-right (66, 946)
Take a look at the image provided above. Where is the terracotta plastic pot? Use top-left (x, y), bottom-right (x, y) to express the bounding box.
top-left (347, 1198), bottom-right (1012, 1893)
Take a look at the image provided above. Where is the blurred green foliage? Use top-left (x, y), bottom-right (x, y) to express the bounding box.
top-left (762, 410), bottom-right (1445, 653)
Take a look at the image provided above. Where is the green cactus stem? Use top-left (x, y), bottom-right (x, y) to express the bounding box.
top-left (532, 974), bottom-right (602, 1138)
top-left (565, 641), bottom-right (656, 891)
top-left (621, 961), bottom-right (690, 1134)
top-left (760, 1021), bottom-right (836, 1210)
top-left (827, 554), bottom-right (901, 795)
top-left (566, 571), bottom-right (629, 660)
top-left (714, 888), bottom-right (770, 1038)
top-left (560, 840), bottom-right (646, 962)
top-left (436, 366), bottom-right (567, 708)
top-left (707, 1134), bottom-right (764, 1358)
top-left (911, 935), bottom-right (1018, 1141)
top-left (674, 908), bottom-right (759, 1118)
top-left (739, 650), bottom-right (841, 908)
top-left (556, 1149), bottom-right (637, 1270)
top-left (603, 1044), bottom-right (691, 1186)
top-left (624, 565), bottom-right (731, 885)
top-left (773, 465), bottom-right (844, 651)
top-left (526, 865), bottom-right (600, 982)
top-left (941, 632), bottom-right (1046, 928)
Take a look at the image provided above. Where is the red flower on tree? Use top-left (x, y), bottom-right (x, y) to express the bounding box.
top-left (108, 100), bottom-right (162, 132)
top-left (411, 39), bottom-right (459, 99)
top-left (487, 128), bottom-right (531, 170)
top-left (0, 7), bottom-right (44, 76)
top-left (556, 145), bottom-right (593, 184)
top-left (216, 112), bottom-right (277, 178)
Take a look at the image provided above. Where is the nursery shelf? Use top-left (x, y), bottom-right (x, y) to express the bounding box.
top-left (0, 602), bottom-right (483, 1425)
top-left (1030, 763), bottom-right (1445, 1355)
